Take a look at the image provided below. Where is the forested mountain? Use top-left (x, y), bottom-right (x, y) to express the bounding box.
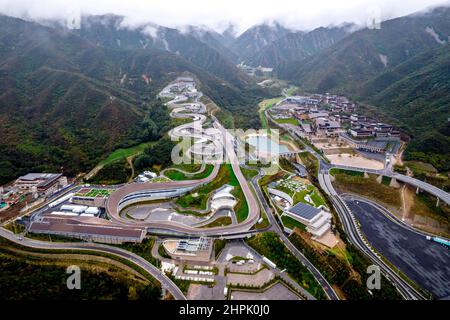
top-left (276, 6), bottom-right (450, 171)
top-left (74, 15), bottom-right (250, 87)
top-left (246, 24), bottom-right (354, 68)
top-left (357, 45), bottom-right (450, 170)
top-left (0, 14), bottom-right (266, 184)
top-left (180, 25), bottom-right (239, 63)
top-left (231, 22), bottom-right (292, 62)
top-left (278, 7), bottom-right (450, 91)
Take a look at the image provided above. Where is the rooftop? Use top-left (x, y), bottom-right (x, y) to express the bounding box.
top-left (29, 217), bottom-right (145, 240)
top-left (18, 173), bottom-right (61, 182)
top-left (16, 173), bottom-right (62, 188)
top-left (287, 202), bottom-right (322, 221)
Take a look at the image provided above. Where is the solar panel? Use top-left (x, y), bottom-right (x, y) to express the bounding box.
top-left (288, 202), bottom-right (321, 220)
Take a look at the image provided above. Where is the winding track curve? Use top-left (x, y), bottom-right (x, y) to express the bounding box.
top-left (105, 82), bottom-right (260, 237)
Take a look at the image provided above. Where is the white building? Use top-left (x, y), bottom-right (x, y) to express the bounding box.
top-left (143, 171), bottom-right (157, 178)
top-left (210, 185), bottom-right (237, 212)
top-left (284, 202), bottom-right (332, 238)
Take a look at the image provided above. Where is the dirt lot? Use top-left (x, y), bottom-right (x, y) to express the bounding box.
top-left (328, 154), bottom-right (384, 170)
top-left (400, 185), bottom-right (450, 237)
top-left (333, 174), bottom-right (402, 210)
top-left (335, 172), bottom-right (449, 237)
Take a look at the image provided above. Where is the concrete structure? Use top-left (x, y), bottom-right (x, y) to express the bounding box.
top-left (85, 207), bottom-right (100, 215)
top-left (163, 237), bottom-right (213, 262)
top-left (267, 188), bottom-right (294, 207)
top-left (71, 188), bottom-right (112, 208)
top-left (15, 173), bottom-right (67, 196)
top-left (350, 129), bottom-right (373, 138)
top-left (60, 204), bottom-right (88, 213)
top-left (28, 216), bottom-right (146, 244)
top-left (211, 185), bottom-right (237, 212)
top-left (0, 227), bottom-right (186, 300)
top-left (293, 163), bottom-right (308, 178)
top-left (340, 133), bottom-right (387, 153)
top-left (284, 202), bottom-right (332, 238)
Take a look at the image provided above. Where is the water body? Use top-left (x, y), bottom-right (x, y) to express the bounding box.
top-left (247, 135), bottom-right (290, 155)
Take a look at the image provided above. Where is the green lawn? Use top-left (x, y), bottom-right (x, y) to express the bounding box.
top-left (274, 177), bottom-right (326, 208)
top-left (232, 186), bottom-right (249, 223)
top-left (281, 215), bottom-right (307, 231)
top-left (381, 176), bottom-right (392, 186)
top-left (171, 163), bottom-right (203, 173)
top-left (285, 86), bottom-right (298, 96)
top-left (164, 164), bottom-right (214, 181)
top-left (200, 217), bottom-right (232, 228)
top-left (329, 168), bottom-right (364, 177)
top-left (254, 203), bottom-right (270, 229)
top-left (175, 164), bottom-right (249, 222)
top-left (227, 164), bottom-right (240, 187)
top-left (100, 142), bottom-right (156, 166)
top-left (405, 161), bottom-right (438, 175)
top-left (274, 118), bottom-right (299, 125)
top-left (240, 166), bottom-right (259, 180)
top-left (310, 192), bottom-right (326, 207)
top-left (258, 97), bottom-right (283, 129)
top-left (333, 172), bottom-right (402, 208)
top-left (76, 188), bottom-right (113, 197)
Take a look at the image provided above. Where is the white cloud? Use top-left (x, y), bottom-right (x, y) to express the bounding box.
top-left (0, 0), bottom-right (448, 33)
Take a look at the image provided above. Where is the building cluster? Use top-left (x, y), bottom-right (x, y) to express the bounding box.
top-left (26, 186), bottom-right (147, 244)
top-left (49, 204), bottom-right (100, 218)
top-left (0, 172), bottom-right (68, 210)
top-left (267, 177), bottom-right (333, 240)
top-left (349, 114), bottom-right (400, 138)
top-left (159, 77), bottom-right (197, 98)
top-left (237, 63), bottom-right (273, 77)
top-left (272, 94), bottom-right (355, 138)
top-left (271, 94), bottom-right (402, 155)
top-left (285, 93), bottom-right (356, 113)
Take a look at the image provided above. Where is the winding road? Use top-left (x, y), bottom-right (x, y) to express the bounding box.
top-left (343, 196), bottom-right (450, 299)
top-left (104, 80), bottom-right (261, 237)
top-left (0, 227), bottom-right (186, 300)
top-left (248, 166), bottom-right (340, 300)
top-left (319, 169), bottom-right (426, 300)
top-left (265, 103), bottom-right (448, 299)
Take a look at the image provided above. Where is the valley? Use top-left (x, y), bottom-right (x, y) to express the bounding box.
top-left (0, 2), bottom-right (449, 306)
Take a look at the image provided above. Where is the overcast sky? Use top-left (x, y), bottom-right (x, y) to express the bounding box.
top-left (0, 0), bottom-right (448, 33)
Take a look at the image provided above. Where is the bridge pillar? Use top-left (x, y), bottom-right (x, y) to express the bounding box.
top-left (436, 197), bottom-right (440, 208)
top-left (376, 175), bottom-right (383, 183)
top-left (389, 177), bottom-right (401, 189)
top-left (416, 187), bottom-right (420, 194)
